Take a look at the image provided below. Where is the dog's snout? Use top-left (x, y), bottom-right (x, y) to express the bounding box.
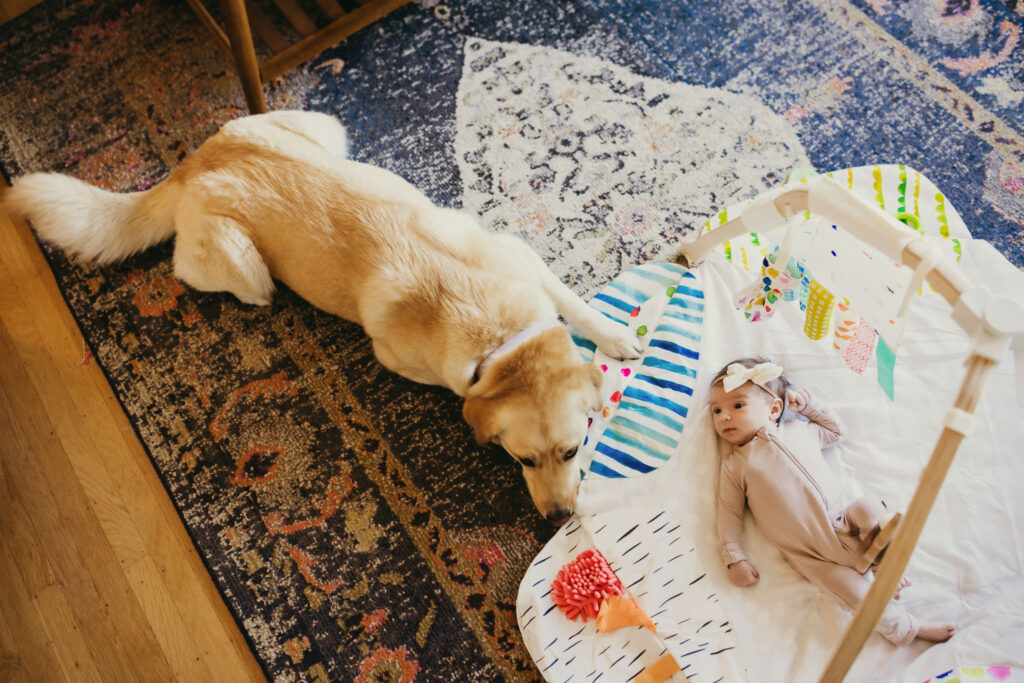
top-left (545, 507), bottom-right (573, 526)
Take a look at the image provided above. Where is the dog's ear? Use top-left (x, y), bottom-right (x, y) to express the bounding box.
top-left (463, 396), bottom-right (501, 445)
top-left (585, 364), bottom-right (604, 413)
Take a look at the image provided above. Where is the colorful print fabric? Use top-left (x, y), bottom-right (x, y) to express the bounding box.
top-left (572, 263), bottom-right (703, 480)
top-left (703, 164), bottom-right (970, 383)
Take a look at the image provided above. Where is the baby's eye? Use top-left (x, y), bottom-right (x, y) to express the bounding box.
top-left (733, 403), bottom-right (744, 409)
top-left (713, 408), bottom-right (721, 414)
top-left (520, 457), bottom-right (536, 468)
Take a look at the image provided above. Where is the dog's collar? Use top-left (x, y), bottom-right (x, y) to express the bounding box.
top-left (473, 317), bottom-right (562, 384)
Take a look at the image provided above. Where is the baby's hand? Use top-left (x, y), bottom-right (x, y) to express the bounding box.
top-left (786, 388), bottom-right (812, 413)
top-left (728, 560), bottom-right (759, 587)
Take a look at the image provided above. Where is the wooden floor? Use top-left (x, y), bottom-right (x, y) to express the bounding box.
top-left (0, 184), bottom-right (265, 680)
top-left (0, 0), bottom-right (41, 23)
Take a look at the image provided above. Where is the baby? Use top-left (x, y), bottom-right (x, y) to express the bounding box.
top-left (711, 357), bottom-right (955, 645)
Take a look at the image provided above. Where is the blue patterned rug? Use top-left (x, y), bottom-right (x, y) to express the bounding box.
top-left (1, 0), bottom-right (1021, 679)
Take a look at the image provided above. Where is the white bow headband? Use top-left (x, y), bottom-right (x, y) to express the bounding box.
top-left (715, 362), bottom-right (783, 398)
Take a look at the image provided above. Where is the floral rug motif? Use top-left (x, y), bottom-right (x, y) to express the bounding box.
top-left (0, 0), bottom-right (1021, 680)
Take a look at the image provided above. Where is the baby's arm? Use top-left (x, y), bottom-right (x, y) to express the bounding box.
top-left (787, 388), bottom-right (847, 447)
top-left (717, 460), bottom-right (757, 585)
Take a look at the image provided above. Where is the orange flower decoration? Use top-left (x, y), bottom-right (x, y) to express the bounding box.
top-left (550, 549), bottom-right (623, 621)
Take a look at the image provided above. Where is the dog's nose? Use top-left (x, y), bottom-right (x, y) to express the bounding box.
top-left (545, 507), bottom-right (573, 526)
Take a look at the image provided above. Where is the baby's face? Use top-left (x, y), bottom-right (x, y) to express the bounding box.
top-left (710, 382), bottom-right (782, 446)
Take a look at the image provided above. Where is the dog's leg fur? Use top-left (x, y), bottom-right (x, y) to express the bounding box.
top-left (371, 338), bottom-right (444, 386)
top-left (493, 234), bottom-right (643, 360)
top-left (172, 211), bottom-right (274, 306)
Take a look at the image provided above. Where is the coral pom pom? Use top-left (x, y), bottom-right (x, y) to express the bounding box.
top-left (550, 549), bottom-right (623, 622)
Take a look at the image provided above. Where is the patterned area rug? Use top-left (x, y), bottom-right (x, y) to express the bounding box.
top-left (1, 0), bottom-right (1021, 680)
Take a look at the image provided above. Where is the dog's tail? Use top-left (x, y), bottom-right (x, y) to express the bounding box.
top-left (6, 172), bottom-right (180, 264)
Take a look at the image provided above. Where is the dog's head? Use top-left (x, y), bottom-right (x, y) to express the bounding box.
top-left (463, 328), bottom-right (603, 525)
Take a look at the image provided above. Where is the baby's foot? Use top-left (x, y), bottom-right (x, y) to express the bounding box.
top-left (917, 621), bottom-right (955, 642)
top-left (893, 576), bottom-right (911, 600)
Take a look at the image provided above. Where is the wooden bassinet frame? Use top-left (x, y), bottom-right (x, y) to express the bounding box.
top-left (676, 176), bottom-right (1021, 682)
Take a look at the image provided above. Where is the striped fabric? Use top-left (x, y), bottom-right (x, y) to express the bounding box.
top-left (573, 262), bottom-right (704, 480)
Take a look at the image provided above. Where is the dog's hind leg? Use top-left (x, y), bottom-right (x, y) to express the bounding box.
top-left (225, 111), bottom-right (349, 160)
top-left (172, 213), bottom-right (274, 306)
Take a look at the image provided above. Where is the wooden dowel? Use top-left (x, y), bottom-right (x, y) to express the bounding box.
top-left (219, 0), bottom-right (268, 114)
top-left (183, 0), bottom-right (233, 60)
top-left (900, 239), bottom-right (974, 309)
top-left (819, 354), bottom-right (997, 682)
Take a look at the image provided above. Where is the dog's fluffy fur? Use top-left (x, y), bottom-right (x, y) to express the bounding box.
top-left (6, 111), bottom-right (642, 523)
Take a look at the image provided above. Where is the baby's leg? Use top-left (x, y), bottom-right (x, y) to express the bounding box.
top-left (798, 558), bottom-right (920, 646)
top-left (835, 498), bottom-right (886, 546)
top-left (917, 622), bottom-right (956, 642)
top-left (836, 499), bottom-right (902, 573)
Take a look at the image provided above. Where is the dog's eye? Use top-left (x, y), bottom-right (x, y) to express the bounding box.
top-left (520, 458), bottom-right (536, 468)
top-left (563, 447), bottom-right (578, 462)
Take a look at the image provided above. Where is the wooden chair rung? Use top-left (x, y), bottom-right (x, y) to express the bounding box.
top-left (184, 0), bottom-right (233, 60)
top-left (261, 0), bottom-right (411, 81)
top-left (313, 0), bottom-right (345, 20)
top-left (243, 0), bottom-right (290, 54)
top-left (271, 0), bottom-right (318, 37)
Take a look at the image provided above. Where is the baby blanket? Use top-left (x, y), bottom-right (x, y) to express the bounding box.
top-left (516, 166), bottom-right (1024, 682)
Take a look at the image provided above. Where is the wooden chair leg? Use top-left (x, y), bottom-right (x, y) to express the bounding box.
top-left (819, 354), bottom-right (997, 682)
top-left (220, 0), bottom-right (267, 114)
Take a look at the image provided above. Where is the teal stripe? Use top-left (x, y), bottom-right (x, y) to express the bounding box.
top-left (649, 262), bottom-right (686, 276)
top-left (642, 355), bottom-right (698, 378)
top-left (663, 308), bottom-right (703, 325)
top-left (572, 334), bottom-right (596, 353)
top-left (674, 283), bottom-right (705, 299)
top-left (649, 339), bottom-right (699, 360)
top-left (589, 460), bottom-right (626, 479)
top-left (668, 297), bottom-right (705, 312)
top-left (630, 268), bottom-right (678, 288)
top-left (603, 426), bottom-right (674, 460)
top-left (594, 292), bottom-right (635, 314)
top-left (595, 442), bottom-right (656, 473)
top-left (599, 310), bottom-right (629, 325)
top-left (607, 279), bottom-right (651, 303)
top-left (654, 322), bottom-right (700, 342)
top-left (619, 400), bottom-right (683, 431)
top-left (624, 386), bottom-right (688, 417)
top-left (636, 373), bottom-right (693, 396)
top-left (609, 415), bottom-right (679, 448)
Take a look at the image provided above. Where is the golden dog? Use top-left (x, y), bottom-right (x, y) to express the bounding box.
top-left (7, 111), bottom-right (641, 524)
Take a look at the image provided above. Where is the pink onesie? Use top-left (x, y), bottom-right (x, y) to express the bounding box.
top-left (716, 403), bottom-right (918, 646)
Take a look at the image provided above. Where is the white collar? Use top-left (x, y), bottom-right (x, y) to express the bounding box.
top-left (474, 317), bottom-right (562, 383)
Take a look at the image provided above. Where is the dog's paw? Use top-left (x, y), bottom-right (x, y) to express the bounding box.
top-left (593, 323), bottom-right (643, 360)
